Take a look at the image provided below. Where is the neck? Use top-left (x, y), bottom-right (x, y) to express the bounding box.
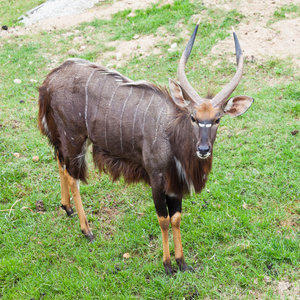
top-left (166, 110), bottom-right (213, 196)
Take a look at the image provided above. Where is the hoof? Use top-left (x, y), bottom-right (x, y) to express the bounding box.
top-left (163, 261), bottom-right (176, 276)
top-left (176, 259), bottom-right (194, 273)
top-left (82, 230), bottom-right (95, 243)
top-left (61, 205), bottom-right (74, 217)
top-left (180, 264), bottom-right (194, 273)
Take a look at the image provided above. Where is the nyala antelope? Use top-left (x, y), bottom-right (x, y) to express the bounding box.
top-left (38, 21), bottom-right (253, 275)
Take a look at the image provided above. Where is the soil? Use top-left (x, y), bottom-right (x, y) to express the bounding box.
top-left (206, 0), bottom-right (300, 69)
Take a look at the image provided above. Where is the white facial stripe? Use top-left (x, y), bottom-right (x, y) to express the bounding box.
top-left (198, 123), bottom-right (212, 128)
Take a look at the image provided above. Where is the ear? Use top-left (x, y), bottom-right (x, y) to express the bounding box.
top-left (169, 78), bottom-right (191, 108)
top-left (223, 95), bottom-right (254, 117)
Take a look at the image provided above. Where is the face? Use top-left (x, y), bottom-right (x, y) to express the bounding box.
top-left (168, 78), bottom-right (253, 160)
top-left (190, 101), bottom-right (223, 159)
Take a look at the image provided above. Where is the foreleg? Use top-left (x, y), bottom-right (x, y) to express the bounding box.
top-left (150, 174), bottom-right (174, 275)
top-left (166, 194), bottom-right (191, 272)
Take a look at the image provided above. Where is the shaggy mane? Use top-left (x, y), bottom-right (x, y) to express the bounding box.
top-left (165, 105), bottom-right (213, 196)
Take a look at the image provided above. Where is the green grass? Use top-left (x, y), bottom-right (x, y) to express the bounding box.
top-left (87, 0), bottom-right (202, 40)
top-left (0, 0), bottom-right (46, 27)
top-left (269, 3), bottom-right (300, 24)
top-left (1, 0), bottom-right (300, 299)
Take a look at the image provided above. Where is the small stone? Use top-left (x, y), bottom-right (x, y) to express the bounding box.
top-left (32, 156), bottom-right (39, 162)
top-left (30, 79), bottom-right (37, 83)
top-left (13, 153), bottom-right (20, 158)
top-left (2, 25), bottom-right (8, 30)
top-left (242, 202), bottom-right (248, 209)
top-left (68, 49), bottom-right (78, 56)
top-left (14, 79), bottom-right (22, 84)
top-left (168, 43), bottom-right (178, 52)
top-left (133, 34), bottom-right (140, 39)
top-left (116, 53), bottom-right (122, 61)
top-left (123, 253), bottom-right (130, 259)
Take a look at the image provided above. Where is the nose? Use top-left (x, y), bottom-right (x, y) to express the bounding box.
top-left (197, 145), bottom-right (211, 156)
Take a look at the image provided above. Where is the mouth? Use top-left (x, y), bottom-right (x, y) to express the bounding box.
top-left (196, 151), bottom-right (211, 159)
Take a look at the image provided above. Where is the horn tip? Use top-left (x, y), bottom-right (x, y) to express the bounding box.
top-left (197, 17), bottom-right (201, 26)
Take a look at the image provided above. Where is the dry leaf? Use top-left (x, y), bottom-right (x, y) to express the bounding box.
top-left (123, 253), bottom-right (130, 259)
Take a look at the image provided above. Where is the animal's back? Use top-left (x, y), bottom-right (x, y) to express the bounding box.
top-left (38, 59), bottom-right (173, 183)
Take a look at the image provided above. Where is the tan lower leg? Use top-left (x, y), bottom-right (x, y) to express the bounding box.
top-left (57, 160), bottom-right (73, 215)
top-left (64, 169), bottom-right (93, 240)
top-left (170, 212), bottom-right (185, 265)
top-left (158, 216), bottom-right (172, 272)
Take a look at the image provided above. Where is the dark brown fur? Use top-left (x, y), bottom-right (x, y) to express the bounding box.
top-left (166, 106), bottom-right (212, 196)
top-left (38, 62), bottom-right (211, 196)
top-left (92, 145), bottom-right (150, 184)
top-left (38, 59), bottom-right (211, 197)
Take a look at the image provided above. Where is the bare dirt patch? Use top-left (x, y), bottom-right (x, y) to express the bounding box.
top-left (204, 0), bottom-right (300, 68)
top-left (98, 34), bottom-right (163, 66)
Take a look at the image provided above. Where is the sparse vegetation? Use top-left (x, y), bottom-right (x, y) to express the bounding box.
top-left (0, 0), bottom-right (45, 27)
top-left (269, 3), bottom-right (300, 24)
top-left (0, 0), bottom-right (299, 299)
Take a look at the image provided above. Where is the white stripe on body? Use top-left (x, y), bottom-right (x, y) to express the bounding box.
top-left (104, 85), bottom-right (121, 151)
top-left (152, 106), bottom-right (165, 148)
top-left (142, 94), bottom-right (155, 135)
top-left (85, 71), bottom-right (96, 135)
top-left (131, 89), bottom-right (145, 152)
top-left (120, 86), bottom-right (133, 153)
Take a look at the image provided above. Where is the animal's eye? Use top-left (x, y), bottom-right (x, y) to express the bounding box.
top-left (191, 115), bottom-right (196, 123)
top-left (214, 118), bottom-right (220, 125)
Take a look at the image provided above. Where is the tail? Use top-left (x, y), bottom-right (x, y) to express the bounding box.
top-left (38, 82), bottom-right (63, 162)
top-left (38, 84), bottom-right (50, 136)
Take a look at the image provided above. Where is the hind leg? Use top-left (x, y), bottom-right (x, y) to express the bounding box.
top-left (57, 137), bottom-right (93, 240)
top-left (58, 158), bottom-right (74, 216)
top-left (63, 168), bottom-right (94, 242)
